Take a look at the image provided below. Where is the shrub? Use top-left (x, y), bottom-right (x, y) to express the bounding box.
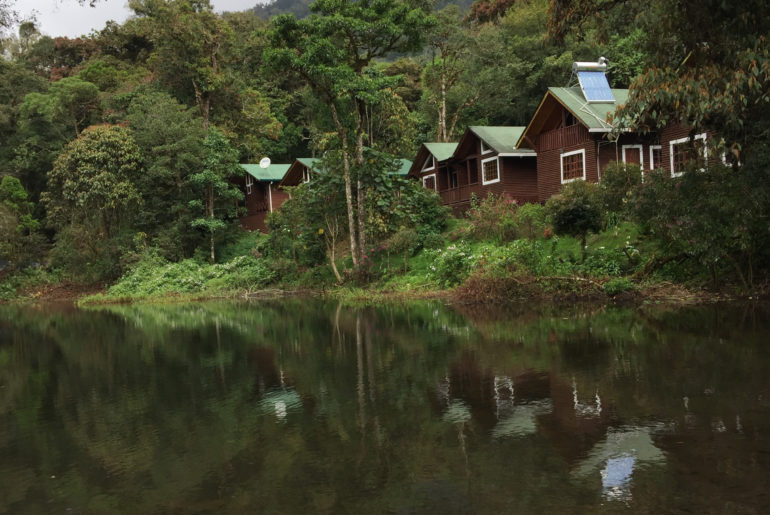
top-left (429, 242), bottom-right (477, 287)
top-left (466, 193), bottom-right (518, 242)
top-left (599, 162), bottom-right (642, 217)
top-left (514, 203), bottom-right (547, 240)
top-left (545, 181), bottom-right (603, 261)
top-left (602, 277), bottom-right (636, 296)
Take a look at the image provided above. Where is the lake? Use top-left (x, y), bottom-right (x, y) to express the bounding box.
top-left (1, 299), bottom-right (769, 513)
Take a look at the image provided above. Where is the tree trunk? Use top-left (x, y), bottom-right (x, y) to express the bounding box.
top-left (208, 184), bottom-right (215, 264)
top-left (328, 102), bottom-right (359, 267)
top-left (355, 100), bottom-right (367, 264)
top-left (439, 70), bottom-right (447, 142)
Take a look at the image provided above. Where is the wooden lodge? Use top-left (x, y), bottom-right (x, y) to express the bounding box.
top-left (238, 163), bottom-right (290, 232)
top-left (408, 127), bottom-right (537, 214)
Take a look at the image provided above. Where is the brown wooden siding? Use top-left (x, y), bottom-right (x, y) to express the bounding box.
top-left (537, 124), bottom-right (589, 152)
top-left (239, 182), bottom-right (288, 232)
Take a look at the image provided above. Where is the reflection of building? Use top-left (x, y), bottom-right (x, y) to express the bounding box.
top-left (248, 346), bottom-right (302, 420)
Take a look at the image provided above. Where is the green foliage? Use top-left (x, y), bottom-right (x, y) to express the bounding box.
top-left (545, 180), bottom-right (603, 258)
top-left (428, 241), bottom-right (477, 287)
top-left (106, 250), bottom-right (276, 298)
top-left (0, 176), bottom-right (42, 268)
top-left (627, 154), bottom-right (770, 288)
top-left (599, 162), bottom-right (643, 217)
top-left (466, 193), bottom-right (519, 242)
top-left (603, 277), bottom-right (636, 296)
top-left (514, 202), bottom-right (547, 240)
top-left (187, 127), bottom-right (244, 263)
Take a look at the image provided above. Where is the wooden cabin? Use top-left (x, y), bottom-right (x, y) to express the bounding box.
top-left (409, 128), bottom-right (537, 215)
top-left (238, 163), bottom-right (290, 232)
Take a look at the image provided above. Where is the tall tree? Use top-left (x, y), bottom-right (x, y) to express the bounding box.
top-left (548, 0), bottom-right (770, 154)
top-left (187, 127), bottom-right (243, 264)
top-left (267, 0), bottom-right (434, 267)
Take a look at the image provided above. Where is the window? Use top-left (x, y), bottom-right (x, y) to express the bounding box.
top-left (449, 168), bottom-right (458, 189)
top-left (621, 144), bottom-right (644, 169)
top-left (649, 145), bottom-right (662, 171)
top-left (669, 133), bottom-right (707, 177)
top-left (422, 155), bottom-right (435, 172)
top-left (422, 173), bottom-right (436, 191)
top-left (560, 149), bottom-right (585, 183)
top-left (481, 156), bottom-right (500, 185)
top-left (246, 174), bottom-right (254, 194)
top-left (480, 140), bottom-right (493, 154)
top-left (302, 166), bottom-right (311, 183)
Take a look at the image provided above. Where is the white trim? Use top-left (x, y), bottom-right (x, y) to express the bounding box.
top-left (480, 140), bottom-right (493, 155)
top-left (268, 183), bottom-right (273, 212)
top-left (621, 144), bottom-right (644, 169)
top-left (497, 152), bottom-right (537, 157)
top-left (560, 148), bottom-right (586, 184)
top-left (669, 133), bottom-right (707, 177)
top-left (649, 145), bottom-right (662, 171)
top-left (302, 166), bottom-right (311, 183)
top-left (422, 173), bottom-right (437, 191)
top-left (481, 156), bottom-right (500, 185)
top-left (422, 155), bottom-right (435, 172)
top-left (245, 174), bottom-right (253, 195)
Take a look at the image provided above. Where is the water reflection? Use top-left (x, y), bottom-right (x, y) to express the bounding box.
top-left (0, 300), bottom-right (769, 513)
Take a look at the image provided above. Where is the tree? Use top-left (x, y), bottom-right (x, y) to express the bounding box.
top-left (0, 176), bottom-right (41, 268)
top-left (422, 6), bottom-right (472, 142)
top-left (20, 77), bottom-right (101, 138)
top-left (125, 91), bottom-right (206, 259)
top-left (267, 0), bottom-right (434, 267)
top-left (547, 0), bottom-right (770, 154)
top-left (545, 180), bottom-right (603, 261)
top-left (187, 127), bottom-right (243, 264)
top-left (42, 125), bottom-right (143, 280)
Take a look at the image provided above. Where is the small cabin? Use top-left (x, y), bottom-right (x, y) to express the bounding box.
top-left (409, 128), bottom-right (537, 214)
top-left (238, 163), bottom-right (290, 232)
top-left (282, 156), bottom-right (412, 188)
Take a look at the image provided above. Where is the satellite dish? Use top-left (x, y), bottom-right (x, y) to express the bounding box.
top-left (259, 157), bottom-right (271, 169)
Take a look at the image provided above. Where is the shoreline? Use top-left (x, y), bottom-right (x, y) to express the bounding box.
top-left (4, 277), bottom-right (763, 307)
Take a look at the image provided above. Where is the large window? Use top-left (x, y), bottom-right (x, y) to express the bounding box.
top-left (670, 133), bottom-right (707, 177)
top-left (422, 173), bottom-right (436, 191)
top-left (560, 149), bottom-right (585, 183)
top-left (246, 174), bottom-right (254, 194)
top-left (481, 156), bottom-right (500, 185)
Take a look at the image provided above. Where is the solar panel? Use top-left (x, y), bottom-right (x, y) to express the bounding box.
top-left (577, 70), bottom-right (615, 103)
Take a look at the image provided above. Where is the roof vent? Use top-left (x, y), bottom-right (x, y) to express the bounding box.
top-left (572, 57), bottom-right (614, 103)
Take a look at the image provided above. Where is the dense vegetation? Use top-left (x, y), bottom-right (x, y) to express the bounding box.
top-left (1, 0), bottom-right (769, 302)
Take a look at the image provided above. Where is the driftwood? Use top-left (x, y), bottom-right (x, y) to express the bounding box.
top-left (632, 252), bottom-right (689, 280)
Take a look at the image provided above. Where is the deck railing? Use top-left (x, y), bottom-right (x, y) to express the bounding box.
top-left (537, 124), bottom-right (588, 151)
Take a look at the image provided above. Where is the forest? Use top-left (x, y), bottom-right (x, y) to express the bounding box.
top-left (0, 0), bottom-right (769, 301)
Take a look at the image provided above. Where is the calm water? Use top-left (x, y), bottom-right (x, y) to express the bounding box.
top-left (1, 299), bottom-right (769, 514)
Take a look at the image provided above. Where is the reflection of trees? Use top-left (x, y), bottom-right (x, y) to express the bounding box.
top-left (0, 301), bottom-right (769, 512)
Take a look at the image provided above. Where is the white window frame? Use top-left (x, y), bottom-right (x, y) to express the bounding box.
top-left (670, 133), bottom-right (707, 177)
top-left (480, 140), bottom-right (493, 155)
top-left (422, 155), bottom-right (435, 172)
top-left (560, 148), bottom-right (586, 184)
top-left (481, 156), bottom-right (500, 185)
top-left (422, 173), bottom-right (437, 191)
top-left (245, 174), bottom-right (254, 195)
top-left (302, 166), bottom-right (311, 183)
top-left (649, 145), bottom-right (662, 171)
top-left (621, 144), bottom-right (644, 169)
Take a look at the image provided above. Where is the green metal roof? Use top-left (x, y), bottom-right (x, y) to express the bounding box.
top-left (241, 163), bottom-right (291, 182)
top-left (469, 126), bottom-right (535, 154)
top-left (548, 87), bottom-right (629, 131)
top-left (293, 156), bottom-right (410, 176)
top-left (423, 142), bottom-right (458, 162)
top-left (295, 157), bottom-right (321, 170)
top-left (394, 158), bottom-right (412, 176)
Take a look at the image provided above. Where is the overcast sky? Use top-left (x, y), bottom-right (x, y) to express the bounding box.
top-left (11, 0), bottom-right (266, 38)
